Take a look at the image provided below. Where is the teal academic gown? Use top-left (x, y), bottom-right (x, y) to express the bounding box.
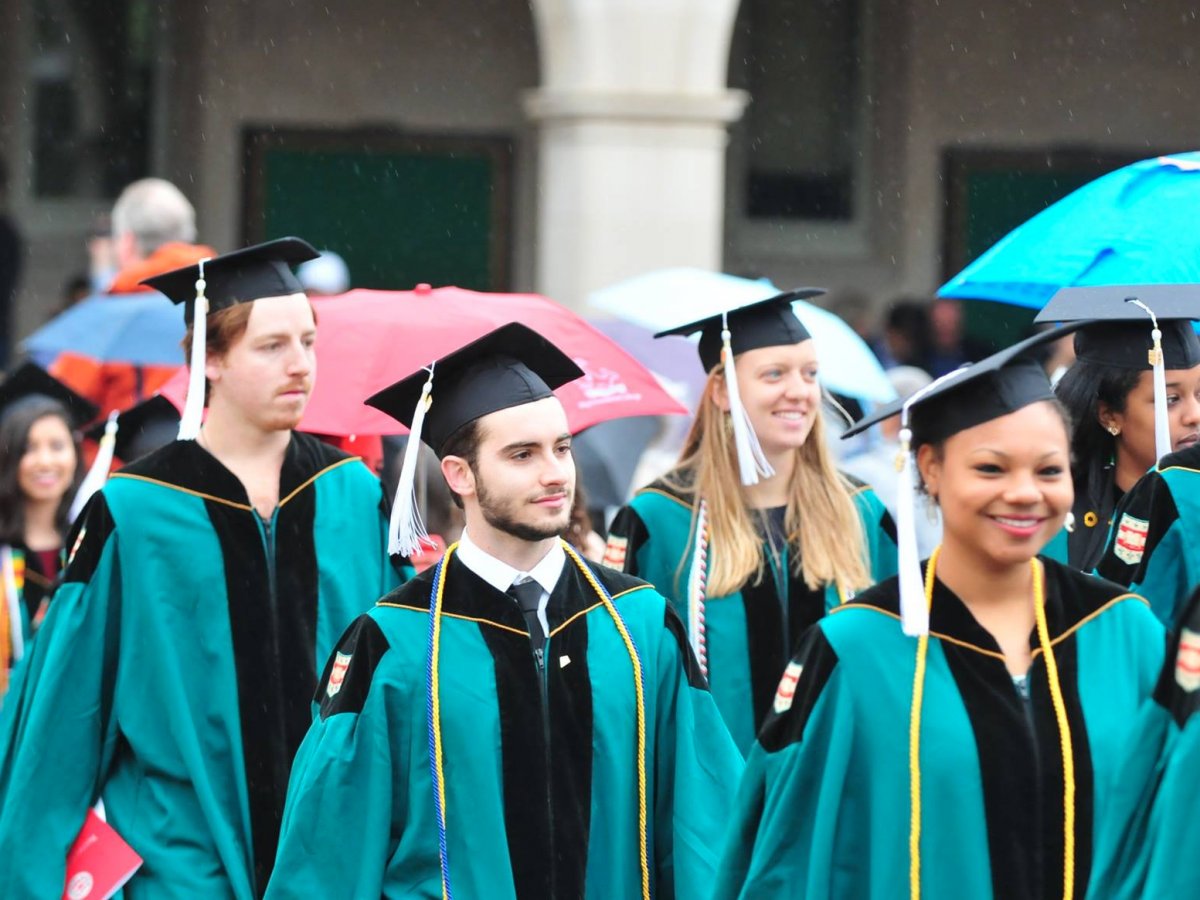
top-left (605, 472), bottom-right (897, 753)
top-left (265, 545), bottom-right (744, 899)
top-left (1088, 584), bottom-right (1200, 898)
top-left (714, 558), bottom-right (1165, 900)
top-left (1095, 444), bottom-right (1200, 627)
top-left (0, 434), bottom-right (402, 898)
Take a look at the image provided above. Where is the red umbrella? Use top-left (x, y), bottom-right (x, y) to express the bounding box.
top-left (160, 285), bottom-right (686, 436)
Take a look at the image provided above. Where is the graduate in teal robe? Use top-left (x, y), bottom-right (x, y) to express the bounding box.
top-left (1085, 584), bottom-right (1200, 899)
top-left (1040, 284), bottom-right (1200, 573)
top-left (716, 325), bottom-right (1167, 900)
top-left (607, 470), bottom-right (895, 753)
top-left (0, 363), bottom-right (99, 691)
top-left (0, 239), bottom-right (402, 898)
top-left (267, 323), bottom-right (743, 898)
top-left (1094, 442), bottom-right (1200, 627)
top-left (605, 292), bottom-right (897, 753)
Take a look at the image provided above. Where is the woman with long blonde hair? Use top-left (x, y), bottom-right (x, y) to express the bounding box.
top-left (604, 292), bottom-right (897, 751)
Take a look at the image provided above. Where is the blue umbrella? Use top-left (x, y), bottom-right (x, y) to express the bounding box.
top-left (588, 267), bottom-right (896, 404)
top-left (940, 152), bottom-right (1200, 308)
top-left (23, 292), bottom-right (186, 367)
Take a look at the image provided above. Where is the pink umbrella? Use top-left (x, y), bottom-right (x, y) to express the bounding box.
top-left (161, 285), bottom-right (686, 436)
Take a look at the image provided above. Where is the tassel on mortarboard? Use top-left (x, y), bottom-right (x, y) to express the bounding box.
top-left (70, 410), bottom-right (119, 523)
top-left (1126, 297), bottom-right (1172, 463)
top-left (893, 370), bottom-right (968, 637)
top-left (388, 364), bottom-right (435, 558)
top-left (721, 312), bottom-right (775, 486)
top-left (177, 258), bottom-right (211, 441)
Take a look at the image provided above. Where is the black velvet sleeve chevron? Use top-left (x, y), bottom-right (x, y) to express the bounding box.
top-left (317, 615), bottom-right (392, 720)
top-left (60, 492), bottom-right (116, 586)
top-left (1155, 585), bottom-right (1200, 729)
top-left (757, 625), bottom-right (839, 754)
top-left (604, 506), bottom-right (651, 576)
top-left (663, 603), bottom-right (709, 691)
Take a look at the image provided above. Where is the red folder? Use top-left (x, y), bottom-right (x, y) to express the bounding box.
top-left (63, 809), bottom-right (142, 900)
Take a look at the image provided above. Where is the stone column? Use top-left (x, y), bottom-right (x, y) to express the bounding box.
top-left (525, 0), bottom-right (746, 308)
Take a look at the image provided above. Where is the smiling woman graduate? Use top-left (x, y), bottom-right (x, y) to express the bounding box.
top-left (0, 363), bottom-right (94, 693)
top-left (713, 326), bottom-right (1167, 900)
top-left (603, 292), bottom-right (897, 753)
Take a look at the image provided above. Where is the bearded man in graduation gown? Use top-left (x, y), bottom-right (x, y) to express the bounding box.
top-left (0, 238), bottom-right (404, 898)
top-left (265, 323), bottom-right (744, 900)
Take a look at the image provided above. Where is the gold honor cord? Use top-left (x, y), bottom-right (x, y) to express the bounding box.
top-left (908, 552), bottom-right (1076, 900)
top-left (426, 541), bottom-right (651, 900)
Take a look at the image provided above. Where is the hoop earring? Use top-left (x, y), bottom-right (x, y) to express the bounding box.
top-left (1064, 511), bottom-right (1076, 533)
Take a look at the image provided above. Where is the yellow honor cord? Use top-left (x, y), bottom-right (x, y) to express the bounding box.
top-left (430, 541), bottom-right (455, 900)
top-left (429, 541), bottom-right (650, 900)
top-left (909, 553), bottom-right (1075, 900)
top-left (1032, 558), bottom-right (1076, 900)
top-left (908, 545), bottom-right (940, 900)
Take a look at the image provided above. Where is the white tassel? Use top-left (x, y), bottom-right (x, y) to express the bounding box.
top-left (895, 423), bottom-right (927, 637)
top-left (69, 411), bottom-right (119, 522)
top-left (722, 314), bottom-right (775, 486)
top-left (685, 499), bottom-right (709, 677)
top-left (1150, 327), bottom-right (1171, 462)
top-left (890, 368), bottom-right (968, 637)
top-left (388, 365), bottom-right (435, 557)
top-left (178, 259), bottom-right (211, 440)
top-left (1128, 298), bottom-right (1172, 463)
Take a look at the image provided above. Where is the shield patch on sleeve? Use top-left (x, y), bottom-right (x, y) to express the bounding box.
top-left (1177, 629), bottom-right (1200, 693)
top-left (1113, 513), bottom-right (1149, 565)
top-left (773, 661), bottom-right (804, 714)
top-left (602, 535), bottom-right (628, 569)
top-left (326, 652), bottom-right (352, 698)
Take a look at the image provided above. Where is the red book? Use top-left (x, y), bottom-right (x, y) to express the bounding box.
top-left (62, 809), bottom-right (142, 900)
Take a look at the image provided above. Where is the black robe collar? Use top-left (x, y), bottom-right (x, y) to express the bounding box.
top-left (845, 557), bottom-right (1136, 658)
top-left (114, 431), bottom-right (354, 510)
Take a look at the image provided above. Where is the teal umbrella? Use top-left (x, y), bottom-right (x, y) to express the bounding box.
top-left (940, 152), bottom-right (1200, 308)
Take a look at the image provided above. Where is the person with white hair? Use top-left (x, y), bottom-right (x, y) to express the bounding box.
top-left (50, 178), bottom-right (216, 418)
top-left (296, 250), bottom-right (350, 295)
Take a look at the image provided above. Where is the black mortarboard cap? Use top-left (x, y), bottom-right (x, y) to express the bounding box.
top-left (1034, 284), bottom-right (1200, 370)
top-left (366, 322), bottom-right (584, 455)
top-left (653, 289), bottom-right (820, 371)
top-left (86, 394), bottom-right (180, 463)
top-left (0, 362), bottom-right (99, 429)
top-left (139, 236), bottom-right (319, 324)
top-left (842, 323), bottom-right (1086, 446)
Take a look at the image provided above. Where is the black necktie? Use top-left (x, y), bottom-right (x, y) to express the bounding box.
top-left (507, 579), bottom-right (545, 653)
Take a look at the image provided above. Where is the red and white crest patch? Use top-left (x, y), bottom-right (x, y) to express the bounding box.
top-left (1177, 629), bottom-right (1200, 693)
top-left (602, 535), bottom-right (628, 570)
top-left (1113, 513), bottom-right (1149, 565)
top-left (326, 652), bottom-right (352, 698)
top-left (773, 661), bottom-right (804, 715)
top-left (67, 526), bottom-right (87, 567)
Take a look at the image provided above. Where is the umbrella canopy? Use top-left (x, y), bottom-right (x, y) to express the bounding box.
top-left (573, 416), bottom-right (662, 512)
top-left (22, 292), bottom-right (186, 367)
top-left (163, 285), bottom-right (687, 437)
top-left (939, 152), bottom-right (1200, 309)
top-left (588, 267), bottom-right (896, 404)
